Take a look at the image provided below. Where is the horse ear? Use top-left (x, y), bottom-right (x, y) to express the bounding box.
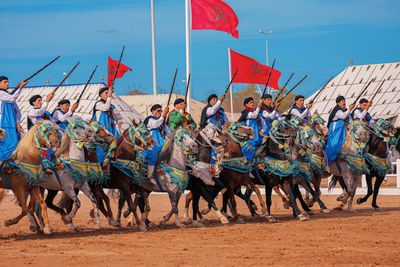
top-left (132, 119), bottom-right (137, 127)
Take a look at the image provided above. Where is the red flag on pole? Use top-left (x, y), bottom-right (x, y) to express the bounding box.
top-left (191, 0), bottom-right (239, 39)
top-left (107, 56), bottom-right (132, 87)
top-left (230, 49), bottom-right (281, 90)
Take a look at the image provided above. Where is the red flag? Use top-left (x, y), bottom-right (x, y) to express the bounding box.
top-left (191, 0), bottom-right (239, 39)
top-left (107, 56), bottom-right (132, 87)
top-left (230, 49), bottom-right (281, 90)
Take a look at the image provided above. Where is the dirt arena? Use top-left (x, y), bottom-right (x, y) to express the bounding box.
top-left (0, 193), bottom-right (399, 266)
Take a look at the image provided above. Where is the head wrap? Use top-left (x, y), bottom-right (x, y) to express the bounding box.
top-left (29, 95), bottom-right (42, 106)
top-left (359, 98), bottom-right (368, 104)
top-left (295, 95), bottom-right (305, 101)
top-left (264, 94), bottom-right (272, 99)
top-left (243, 97), bottom-right (253, 106)
top-left (58, 99), bottom-right (70, 106)
top-left (0, 76), bottom-right (8, 82)
top-left (174, 98), bottom-right (184, 106)
top-left (151, 104), bottom-right (162, 111)
top-left (336, 96), bottom-right (345, 103)
top-left (98, 87), bottom-right (109, 96)
top-left (207, 94), bottom-right (218, 103)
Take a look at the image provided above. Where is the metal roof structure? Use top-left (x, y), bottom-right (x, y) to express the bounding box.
top-left (6, 83), bottom-right (144, 130)
top-left (307, 62), bottom-right (400, 126)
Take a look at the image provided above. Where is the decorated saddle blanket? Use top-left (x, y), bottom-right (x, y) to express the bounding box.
top-left (338, 153), bottom-right (368, 176)
top-left (219, 156), bottom-right (252, 173)
top-left (59, 157), bottom-right (109, 184)
top-left (256, 156), bottom-right (296, 178)
top-left (9, 161), bottom-right (49, 186)
top-left (157, 163), bottom-right (188, 193)
top-left (364, 153), bottom-right (391, 177)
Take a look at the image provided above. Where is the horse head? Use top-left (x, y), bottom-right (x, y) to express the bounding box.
top-left (299, 126), bottom-right (324, 154)
top-left (200, 123), bottom-right (223, 145)
top-left (90, 121), bottom-right (114, 144)
top-left (375, 118), bottom-right (397, 138)
top-left (224, 122), bottom-right (255, 142)
top-left (134, 123), bottom-right (156, 150)
top-left (174, 127), bottom-right (198, 154)
top-left (35, 121), bottom-right (61, 152)
top-left (310, 113), bottom-right (329, 137)
top-left (0, 128), bottom-right (6, 141)
top-left (66, 117), bottom-right (95, 142)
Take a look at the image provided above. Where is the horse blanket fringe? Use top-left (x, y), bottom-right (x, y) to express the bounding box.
top-left (339, 153), bottom-right (368, 175)
top-left (12, 161), bottom-right (48, 185)
top-left (294, 160), bottom-right (312, 181)
top-left (219, 156), bottom-right (252, 173)
top-left (158, 163), bottom-right (188, 193)
top-left (60, 158), bottom-right (109, 184)
top-left (365, 153), bottom-right (391, 177)
top-left (111, 159), bottom-right (148, 185)
top-left (258, 156), bottom-right (296, 177)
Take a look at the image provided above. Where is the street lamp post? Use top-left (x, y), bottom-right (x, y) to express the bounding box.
top-left (259, 29), bottom-right (272, 93)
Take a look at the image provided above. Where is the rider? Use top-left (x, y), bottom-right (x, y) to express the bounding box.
top-left (351, 98), bottom-right (374, 128)
top-left (200, 93), bottom-right (229, 130)
top-left (144, 104), bottom-right (171, 178)
top-left (27, 92), bottom-right (55, 130)
top-left (92, 86), bottom-right (121, 163)
top-left (0, 76), bottom-right (27, 161)
top-left (325, 95), bottom-right (355, 164)
top-left (260, 94), bottom-right (284, 135)
top-left (289, 95), bottom-right (312, 123)
top-left (238, 97), bottom-right (267, 162)
top-left (166, 98), bottom-right (197, 130)
top-left (51, 99), bottom-right (79, 132)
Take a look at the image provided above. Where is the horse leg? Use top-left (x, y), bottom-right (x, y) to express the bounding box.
top-left (139, 192), bottom-right (155, 228)
top-left (228, 188), bottom-right (243, 223)
top-left (264, 184), bottom-right (276, 222)
top-left (123, 187), bottom-right (146, 232)
top-left (97, 186), bottom-right (119, 227)
top-left (308, 175), bottom-right (321, 207)
top-left (0, 188), bottom-right (5, 202)
top-left (372, 175), bottom-right (384, 211)
top-left (274, 185), bottom-right (290, 209)
top-left (191, 190), bottom-right (205, 227)
top-left (63, 186), bottom-right (81, 229)
top-left (294, 183), bottom-right (313, 214)
top-left (184, 191), bottom-right (193, 223)
top-left (234, 187), bottom-right (257, 217)
top-left (286, 179), bottom-right (307, 221)
top-left (45, 189), bottom-right (70, 224)
top-left (249, 183), bottom-right (267, 216)
top-left (30, 187), bottom-right (52, 234)
top-left (171, 192), bottom-right (185, 228)
top-left (302, 181), bottom-right (330, 213)
top-left (4, 185), bottom-right (29, 227)
top-left (357, 174), bottom-right (373, 205)
top-left (79, 182), bottom-right (101, 229)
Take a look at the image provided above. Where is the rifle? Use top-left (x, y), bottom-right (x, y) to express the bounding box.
top-left (76, 65), bottom-right (98, 104)
top-left (352, 78), bottom-right (373, 105)
top-left (308, 76), bottom-right (333, 104)
top-left (261, 59), bottom-right (276, 98)
top-left (167, 68), bottom-right (178, 107)
top-left (273, 72), bottom-right (294, 101)
top-left (110, 45), bottom-right (125, 88)
top-left (370, 79), bottom-right (385, 103)
top-left (11, 56), bottom-right (60, 94)
top-left (223, 68), bottom-right (238, 96)
top-left (184, 73), bottom-right (191, 105)
top-left (51, 62), bottom-right (80, 94)
top-left (276, 75), bottom-right (308, 103)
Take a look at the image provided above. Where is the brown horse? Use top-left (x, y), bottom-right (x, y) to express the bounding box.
top-left (0, 121), bottom-right (61, 234)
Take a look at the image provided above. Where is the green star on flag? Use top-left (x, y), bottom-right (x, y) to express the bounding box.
top-left (213, 6), bottom-right (227, 22)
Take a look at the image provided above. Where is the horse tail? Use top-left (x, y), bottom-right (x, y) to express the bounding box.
top-left (328, 175), bottom-right (338, 192)
top-left (57, 192), bottom-right (70, 209)
top-left (108, 189), bottom-right (120, 201)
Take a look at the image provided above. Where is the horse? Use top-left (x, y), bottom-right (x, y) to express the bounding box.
top-left (0, 121), bottom-right (61, 234)
top-left (356, 119), bottom-right (397, 210)
top-left (327, 121), bottom-right (370, 212)
top-left (35, 117), bottom-right (104, 231)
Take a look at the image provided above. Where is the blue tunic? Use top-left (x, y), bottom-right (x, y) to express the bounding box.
top-left (0, 101), bottom-right (21, 161)
top-left (27, 111), bottom-right (55, 130)
top-left (51, 108), bottom-right (69, 132)
top-left (238, 110), bottom-right (264, 162)
top-left (143, 116), bottom-right (167, 166)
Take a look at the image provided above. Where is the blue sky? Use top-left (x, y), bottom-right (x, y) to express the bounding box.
top-left (1, 0), bottom-right (399, 101)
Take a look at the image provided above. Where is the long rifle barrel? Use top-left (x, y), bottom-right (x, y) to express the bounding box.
top-left (352, 79), bottom-right (373, 105)
top-left (110, 45), bottom-right (125, 88)
top-left (223, 68), bottom-right (238, 96)
top-left (261, 59), bottom-right (276, 98)
top-left (11, 56), bottom-right (61, 94)
top-left (167, 68), bottom-right (178, 106)
top-left (273, 72), bottom-right (294, 101)
top-left (309, 76), bottom-right (333, 104)
top-left (370, 79), bottom-right (385, 103)
top-left (277, 75), bottom-right (308, 103)
top-left (76, 65), bottom-right (98, 104)
top-left (184, 73), bottom-right (191, 104)
top-left (51, 61), bottom-right (80, 94)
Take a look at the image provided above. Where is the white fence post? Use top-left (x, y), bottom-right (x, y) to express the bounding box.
top-left (361, 174), bottom-right (367, 188)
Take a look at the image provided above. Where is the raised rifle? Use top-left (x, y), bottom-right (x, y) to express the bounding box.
top-left (110, 45), bottom-right (125, 88)
top-left (184, 73), bottom-right (191, 107)
top-left (51, 61), bottom-right (80, 94)
top-left (76, 65), bottom-right (98, 104)
top-left (11, 56), bottom-right (60, 94)
top-left (308, 76), bottom-right (333, 104)
top-left (273, 72), bottom-right (294, 101)
top-left (261, 59), bottom-right (276, 98)
top-left (276, 75), bottom-right (308, 103)
top-left (352, 78), bottom-right (373, 105)
top-left (167, 68), bottom-right (178, 107)
top-left (370, 79), bottom-right (385, 103)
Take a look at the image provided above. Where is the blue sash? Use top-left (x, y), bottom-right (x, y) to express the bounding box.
top-left (241, 114), bottom-right (263, 163)
top-left (0, 102), bottom-right (20, 161)
top-left (325, 120), bottom-right (346, 165)
top-left (143, 128), bottom-right (165, 166)
top-left (209, 110), bottom-right (226, 130)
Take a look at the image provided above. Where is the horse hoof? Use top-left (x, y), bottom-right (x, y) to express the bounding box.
top-left (4, 219), bottom-right (13, 227)
top-left (267, 216), bottom-right (277, 223)
top-left (356, 198), bottom-right (363, 205)
top-left (283, 202), bottom-right (290, 209)
top-left (254, 213), bottom-right (261, 218)
top-left (348, 208), bottom-right (357, 213)
top-left (200, 218), bottom-right (209, 224)
top-left (237, 218), bottom-right (245, 224)
top-left (148, 222), bottom-right (157, 229)
top-left (89, 209), bottom-right (95, 218)
top-left (321, 209), bottom-right (330, 214)
top-left (334, 206), bottom-right (343, 211)
top-left (68, 223), bottom-right (77, 231)
top-left (127, 222), bottom-right (134, 228)
top-left (29, 224), bottom-right (38, 232)
top-left (251, 204), bottom-right (258, 211)
top-left (61, 214), bottom-right (72, 224)
top-left (109, 220), bottom-right (121, 227)
top-left (192, 220), bottom-right (205, 228)
top-left (94, 222), bottom-right (101, 229)
top-left (220, 216), bottom-right (229, 224)
top-left (43, 227), bottom-right (52, 235)
top-left (123, 210), bottom-right (131, 218)
top-left (139, 225), bottom-right (148, 232)
top-left (175, 222), bottom-right (187, 228)
top-left (297, 214), bottom-right (308, 221)
top-left (374, 207), bottom-right (383, 212)
top-left (200, 208), bottom-right (211, 215)
top-left (307, 210), bottom-right (315, 216)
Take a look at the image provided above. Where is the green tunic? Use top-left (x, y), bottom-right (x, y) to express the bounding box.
top-left (167, 110), bottom-right (197, 130)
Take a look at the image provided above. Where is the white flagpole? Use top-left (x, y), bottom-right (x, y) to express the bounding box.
top-left (151, 0), bottom-right (157, 95)
top-left (185, 0), bottom-right (191, 112)
top-left (228, 48), bottom-right (234, 121)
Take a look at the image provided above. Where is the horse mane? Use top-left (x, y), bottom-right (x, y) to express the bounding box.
top-left (55, 132), bottom-right (71, 158)
top-left (12, 122), bottom-right (43, 162)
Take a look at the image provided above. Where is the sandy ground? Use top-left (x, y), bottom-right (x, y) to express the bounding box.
top-left (0, 193), bottom-right (399, 266)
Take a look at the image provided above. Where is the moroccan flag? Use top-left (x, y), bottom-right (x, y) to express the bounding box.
top-left (107, 56), bottom-right (132, 87)
top-left (191, 0), bottom-right (239, 39)
top-left (230, 49), bottom-right (281, 90)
